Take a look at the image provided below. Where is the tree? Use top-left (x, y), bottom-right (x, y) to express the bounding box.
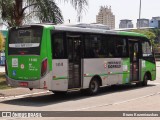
top-left (0, 32), bottom-right (4, 51)
top-left (149, 28), bottom-right (160, 44)
top-left (0, 0), bottom-right (88, 27)
top-left (131, 29), bottom-right (157, 49)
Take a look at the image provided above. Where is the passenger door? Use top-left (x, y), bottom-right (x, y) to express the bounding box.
top-left (129, 40), bottom-right (140, 81)
top-left (67, 34), bottom-right (82, 89)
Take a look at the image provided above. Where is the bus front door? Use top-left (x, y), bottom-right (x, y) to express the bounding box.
top-left (68, 35), bottom-right (82, 89)
top-left (129, 40), bottom-right (139, 82)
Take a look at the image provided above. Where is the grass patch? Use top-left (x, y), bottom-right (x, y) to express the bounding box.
top-left (0, 72), bottom-right (13, 89)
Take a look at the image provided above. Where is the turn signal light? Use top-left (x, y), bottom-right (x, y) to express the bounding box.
top-left (41, 59), bottom-right (47, 77)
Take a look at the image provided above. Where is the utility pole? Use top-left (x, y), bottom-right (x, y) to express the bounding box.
top-left (78, 16), bottom-right (81, 23)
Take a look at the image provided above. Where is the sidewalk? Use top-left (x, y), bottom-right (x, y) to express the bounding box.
top-left (0, 88), bottom-right (49, 98)
top-left (156, 61), bottom-right (160, 67)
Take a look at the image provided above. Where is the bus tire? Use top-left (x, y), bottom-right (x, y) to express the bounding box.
top-left (142, 74), bottom-right (148, 86)
top-left (87, 78), bottom-right (100, 95)
top-left (29, 88), bottom-right (33, 91)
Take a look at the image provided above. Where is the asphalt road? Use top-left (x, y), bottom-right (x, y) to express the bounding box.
top-left (0, 67), bottom-right (160, 120)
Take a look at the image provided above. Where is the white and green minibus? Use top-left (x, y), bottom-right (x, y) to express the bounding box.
top-left (5, 24), bottom-right (156, 95)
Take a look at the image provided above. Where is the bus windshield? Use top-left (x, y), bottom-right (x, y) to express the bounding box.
top-left (8, 26), bottom-right (43, 55)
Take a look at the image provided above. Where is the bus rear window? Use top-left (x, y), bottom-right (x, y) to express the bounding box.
top-left (8, 26), bottom-right (43, 55)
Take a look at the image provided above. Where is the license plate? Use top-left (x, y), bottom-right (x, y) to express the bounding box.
top-left (19, 82), bottom-right (28, 87)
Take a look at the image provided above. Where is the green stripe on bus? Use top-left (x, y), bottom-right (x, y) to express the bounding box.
top-left (53, 77), bottom-right (68, 80)
top-left (52, 72), bottom-right (129, 80)
top-left (84, 72), bottom-right (129, 78)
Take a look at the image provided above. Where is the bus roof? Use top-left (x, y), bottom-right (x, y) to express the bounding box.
top-left (15, 23), bottom-right (148, 38)
top-left (54, 25), bottom-right (147, 38)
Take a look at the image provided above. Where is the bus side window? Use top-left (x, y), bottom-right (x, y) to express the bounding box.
top-left (107, 36), bottom-right (128, 58)
top-left (54, 42), bottom-right (61, 58)
top-left (107, 37), bottom-right (116, 57)
top-left (142, 40), bottom-right (153, 57)
top-left (140, 38), bottom-right (154, 63)
top-left (51, 33), bottom-right (65, 59)
top-left (84, 34), bottom-right (107, 58)
top-left (115, 38), bottom-right (127, 57)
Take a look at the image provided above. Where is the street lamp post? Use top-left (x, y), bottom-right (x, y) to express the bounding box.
top-left (138, 0), bottom-right (142, 28)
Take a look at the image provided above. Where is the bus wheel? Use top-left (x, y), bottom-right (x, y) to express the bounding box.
top-left (87, 78), bottom-right (100, 95)
top-left (142, 74), bottom-right (148, 86)
top-left (29, 88), bottom-right (33, 91)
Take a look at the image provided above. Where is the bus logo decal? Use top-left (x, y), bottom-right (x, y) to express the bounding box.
top-left (142, 61), bottom-right (146, 68)
top-left (108, 61), bottom-right (121, 68)
top-left (12, 70), bottom-right (16, 76)
top-left (12, 58), bottom-right (18, 67)
top-left (123, 65), bottom-right (128, 71)
top-left (21, 64), bottom-right (24, 69)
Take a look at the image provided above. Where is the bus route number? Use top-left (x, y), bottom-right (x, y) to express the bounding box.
top-left (56, 62), bottom-right (63, 67)
top-left (29, 58), bottom-right (37, 62)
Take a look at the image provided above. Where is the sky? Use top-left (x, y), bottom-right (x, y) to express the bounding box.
top-left (57, 0), bottom-right (160, 29)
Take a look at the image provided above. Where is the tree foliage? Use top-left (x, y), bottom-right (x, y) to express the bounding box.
top-left (66, 0), bottom-right (88, 20)
top-left (0, 0), bottom-right (88, 27)
top-left (0, 0), bottom-right (64, 26)
top-left (149, 28), bottom-right (160, 44)
top-left (0, 32), bottom-right (4, 51)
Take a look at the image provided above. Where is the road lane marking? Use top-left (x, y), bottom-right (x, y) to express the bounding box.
top-left (69, 92), bottom-right (160, 111)
top-left (150, 83), bottom-right (160, 85)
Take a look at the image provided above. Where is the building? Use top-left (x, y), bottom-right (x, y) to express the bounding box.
top-left (119, 19), bottom-right (133, 28)
top-left (151, 17), bottom-right (160, 20)
top-left (136, 19), bottom-right (149, 28)
top-left (149, 16), bottom-right (160, 28)
top-left (96, 6), bottom-right (115, 29)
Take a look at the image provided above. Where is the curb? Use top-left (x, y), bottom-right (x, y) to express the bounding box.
top-left (0, 88), bottom-right (50, 100)
top-left (0, 91), bottom-right (50, 100)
